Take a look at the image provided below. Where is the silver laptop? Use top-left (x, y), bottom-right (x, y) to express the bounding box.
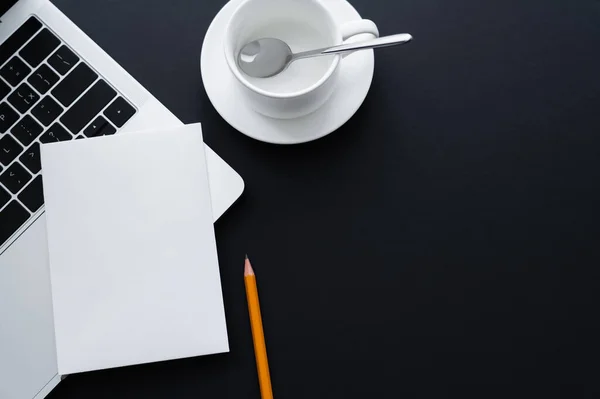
top-left (0, 1), bottom-right (244, 398)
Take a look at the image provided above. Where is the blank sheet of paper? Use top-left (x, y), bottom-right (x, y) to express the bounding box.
top-left (41, 124), bottom-right (229, 375)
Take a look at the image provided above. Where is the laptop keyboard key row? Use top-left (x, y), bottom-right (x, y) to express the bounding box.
top-left (0, 16), bottom-right (138, 250)
top-left (28, 64), bottom-right (60, 94)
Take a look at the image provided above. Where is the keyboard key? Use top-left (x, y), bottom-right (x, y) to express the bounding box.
top-left (0, 134), bottom-right (23, 165)
top-left (0, 57), bottom-right (31, 86)
top-left (52, 63), bottom-right (97, 107)
top-left (60, 80), bottom-right (116, 134)
top-left (19, 28), bottom-right (60, 68)
top-left (0, 79), bottom-right (10, 100)
top-left (0, 17), bottom-right (42, 67)
top-left (18, 175), bottom-right (43, 212)
top-left (11, 115), bottom-right (43, 146)
top-left (0, 185), bottom-right (9, 210)
top-left (31, 96), bottom-right (63, 126)
top-left (0, 102), bottom-right (19, 133)
top-left (104, 97), bottom-right (136, 128)
top-left (8, 82), bottom-right (39, 113)
top-left (40, 122), bottom-right (71, 143)
top-left (0, 163), bottom-right (31, 194)
top-left (28, 64), bottom-right (59, 94)
top-left (83, 115), bottom-right (109, 137)
top-left (0, 201), bottom-right (30, 246)
top-left (75, 135), bottom-right (84, 140)
top-left (19, 143), bottom-right (41, 174)
top-left (47, 45), bottom-right (79, 75)
top-left (100, 123), bottom-right (116, 136)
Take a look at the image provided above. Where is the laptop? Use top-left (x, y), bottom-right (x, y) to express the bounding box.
top-left (0, 1), bottom-right (244, 398)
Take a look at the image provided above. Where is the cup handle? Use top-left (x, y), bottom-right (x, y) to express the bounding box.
top-left (339, 19), bottom-right (379, 58)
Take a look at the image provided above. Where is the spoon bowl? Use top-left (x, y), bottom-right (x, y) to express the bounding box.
top-left (238, 38), bottom-right (294, 78)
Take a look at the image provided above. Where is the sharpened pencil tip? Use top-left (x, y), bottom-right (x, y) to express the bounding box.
top-left (245, 253), bottom-right (248, 260)
top-left (244, 256), bottom-right (254, 276)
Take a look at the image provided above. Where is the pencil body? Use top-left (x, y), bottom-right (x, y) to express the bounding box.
top-left (245, 260), bottom-right (273, 399)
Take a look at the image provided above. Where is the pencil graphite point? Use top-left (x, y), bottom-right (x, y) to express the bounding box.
top-left (244, 256), bottom-right (254, 276)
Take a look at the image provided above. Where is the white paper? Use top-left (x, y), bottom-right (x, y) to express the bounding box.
top-left (41, 124), bottom-right (229, 375)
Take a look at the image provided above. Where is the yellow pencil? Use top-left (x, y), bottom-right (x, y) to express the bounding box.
top-left (244, 255), bottom-right (273, 399)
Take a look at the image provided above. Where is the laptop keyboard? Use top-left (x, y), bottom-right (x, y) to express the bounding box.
top-left (0, 16), bottom-right (137, 248)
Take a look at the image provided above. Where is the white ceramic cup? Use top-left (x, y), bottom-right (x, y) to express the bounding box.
top-left (224, 0), bottom-right (379, 120)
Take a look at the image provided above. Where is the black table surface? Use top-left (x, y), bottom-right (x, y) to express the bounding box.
top-left (49, 0), bottom-right (600, 397)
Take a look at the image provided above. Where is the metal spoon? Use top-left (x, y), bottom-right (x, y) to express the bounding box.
top-left (237, 33), bottom-right (413, 78)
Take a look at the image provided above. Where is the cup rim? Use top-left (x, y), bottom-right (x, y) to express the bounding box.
top-left (223, 0), bottom-right (341, 99)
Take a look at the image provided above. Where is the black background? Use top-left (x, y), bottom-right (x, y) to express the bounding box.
top-left (48, 0), bottom-right (600, 398)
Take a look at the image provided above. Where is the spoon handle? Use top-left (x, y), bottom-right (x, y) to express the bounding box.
top-left (292, 33), bottom-right (413, 60)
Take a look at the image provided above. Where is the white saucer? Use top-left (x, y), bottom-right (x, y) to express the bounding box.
top-left (200, 0), bottom-right (375, 145)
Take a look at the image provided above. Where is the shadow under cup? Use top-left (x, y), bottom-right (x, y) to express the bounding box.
top-left (224, 0), bottom-right (342, 119)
